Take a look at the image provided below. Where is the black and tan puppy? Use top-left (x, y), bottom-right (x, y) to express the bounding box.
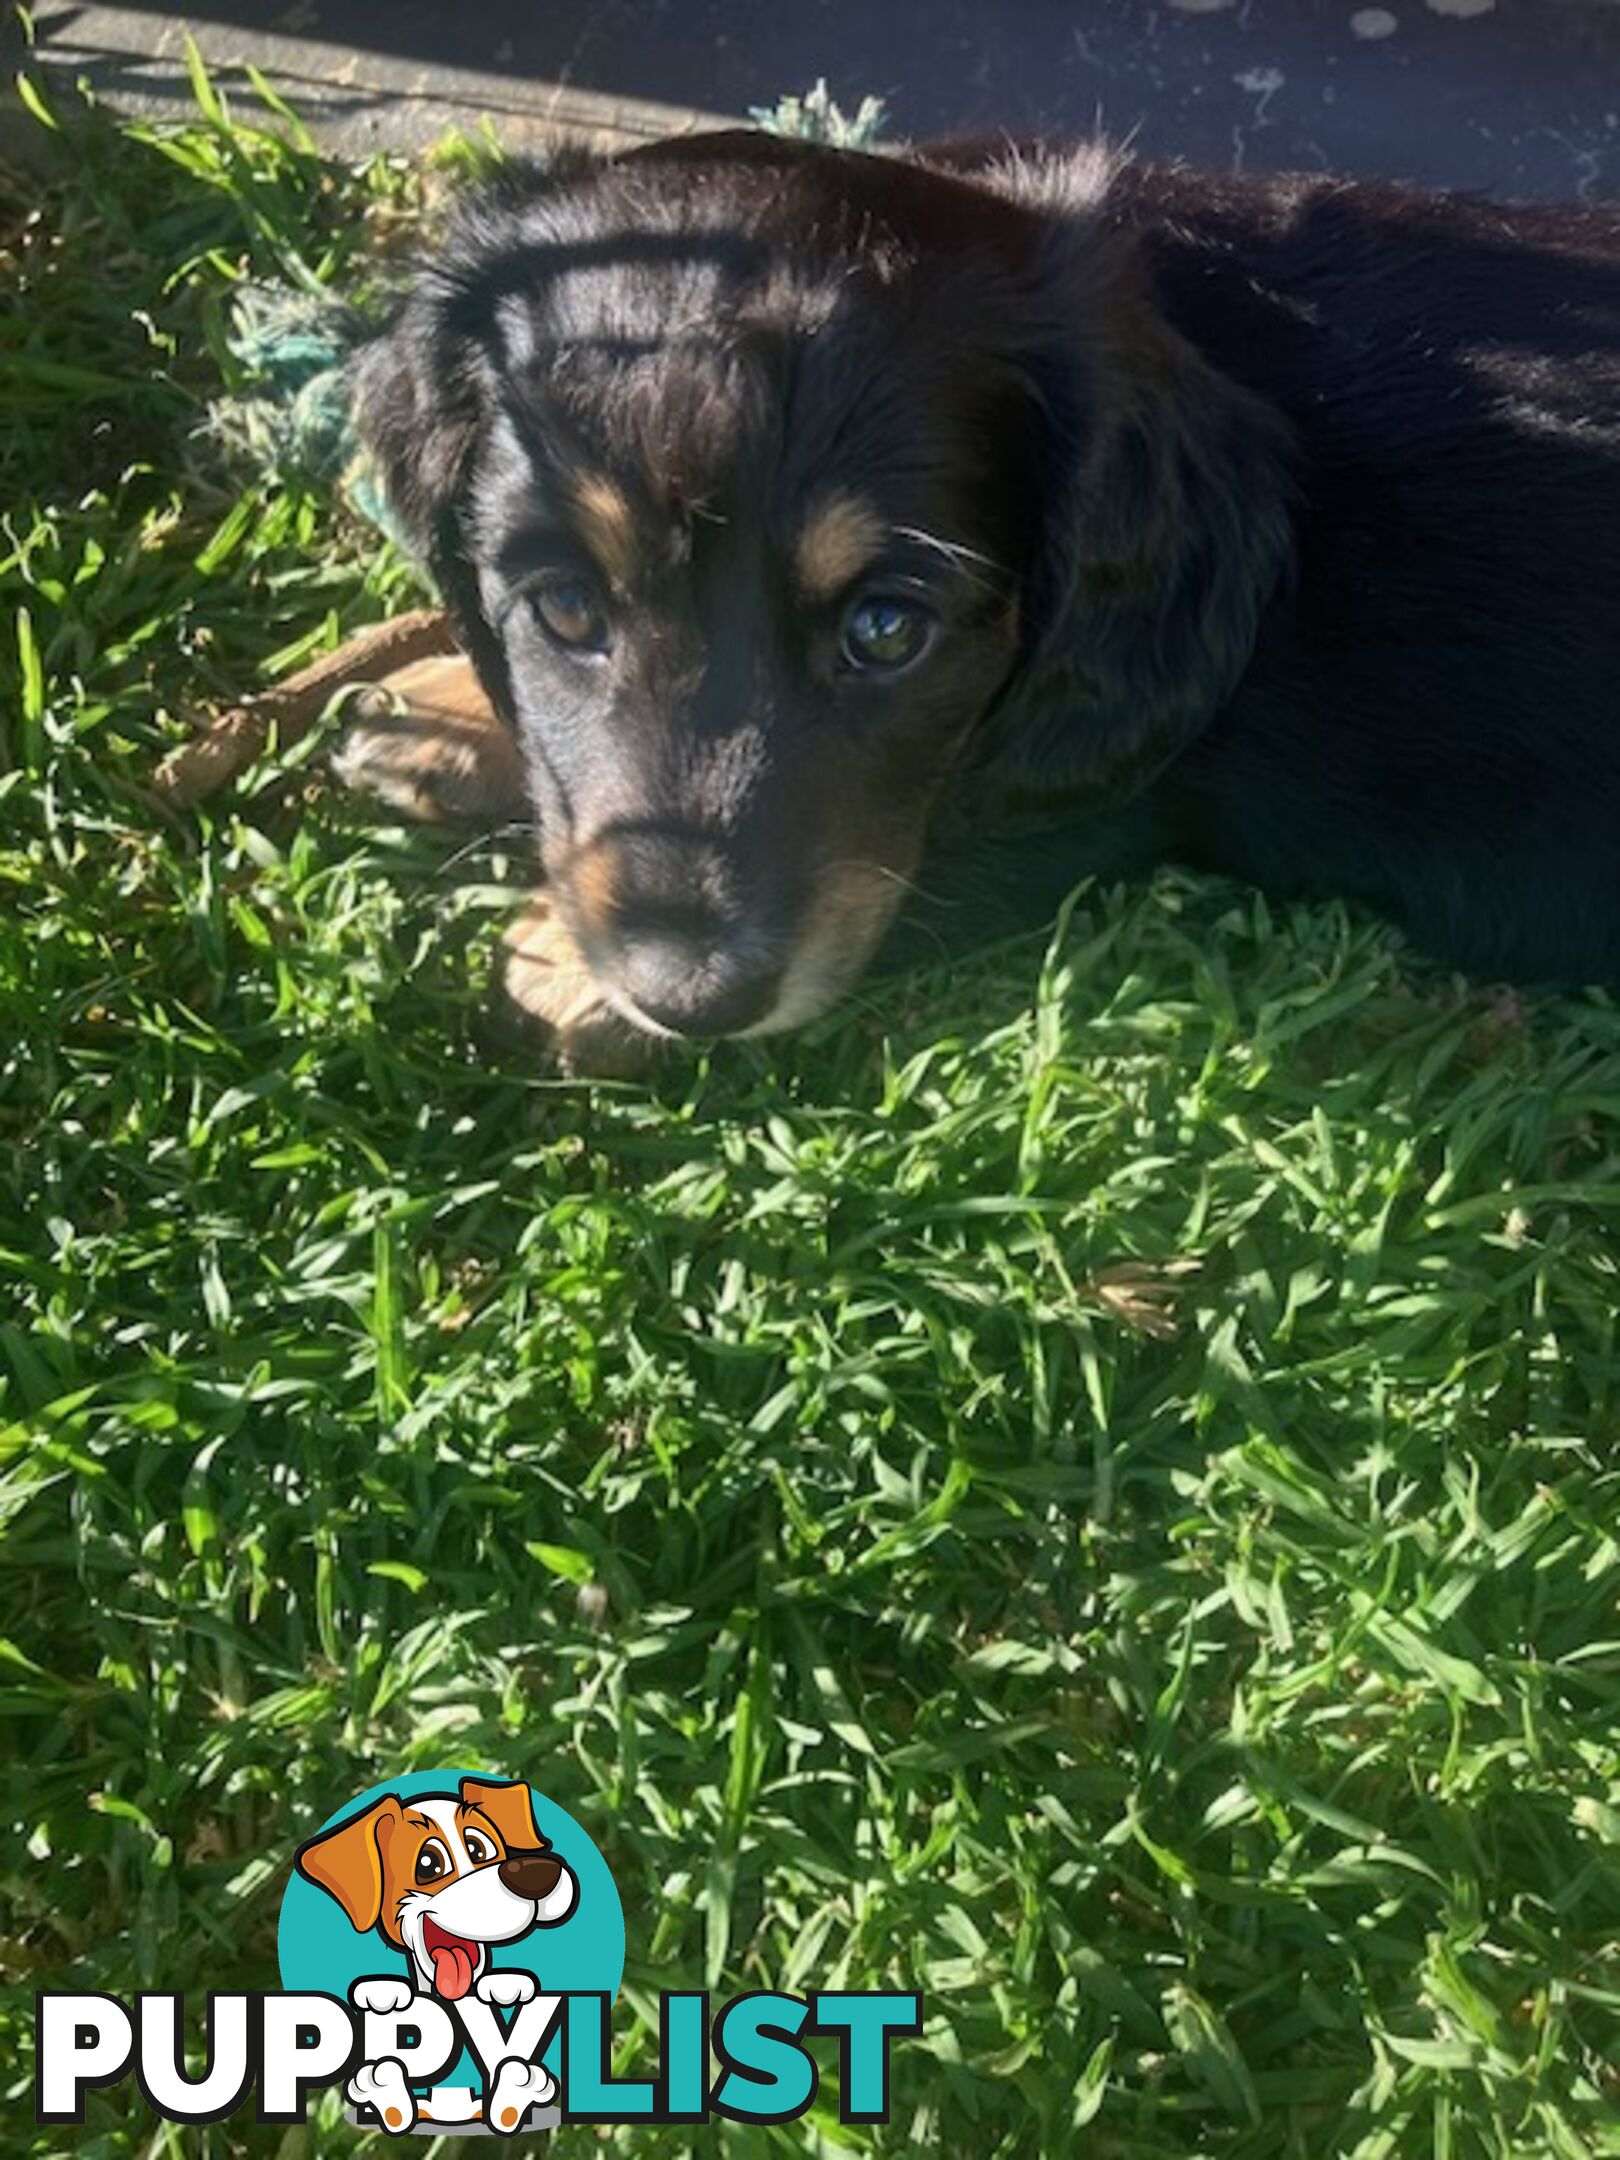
top-left (336, 130), bottom-right (1620, 1064)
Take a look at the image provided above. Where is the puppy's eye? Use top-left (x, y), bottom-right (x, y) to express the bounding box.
top-left (414, 1839), bottom-right (453, 1886)
top-left (532, 572), bottom-right (609, 652)
top-left (840, 594), bottom-right (934, 674)
top-left (464, 1830), bottom-right (496, 1865)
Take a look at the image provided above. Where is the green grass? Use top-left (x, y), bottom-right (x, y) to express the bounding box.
top-left (5, 68), bottom-right (1620, 2160)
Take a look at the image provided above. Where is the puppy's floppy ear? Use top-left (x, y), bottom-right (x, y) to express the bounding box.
top-left (351, 291), bottom-right (486, 578)
top-left (294, 1795), bottom-right (403, 1932)
top-left (460, 1775), bottom-right (545, 1852)
top-left (982, 193), bottom-right (1296, 801)
top-left (353, 268), bottom-right (520, 724)
top-left (352, 154), bottom-right (613, 717)
top-left (352, 152), bottom-right (610, 571)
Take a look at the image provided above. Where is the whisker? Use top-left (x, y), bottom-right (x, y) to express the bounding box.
top-left (892, 525), bottom-right (1008, 593)
top-left (436, 820), bottom-right (541, 877)
top-left (817, 856), bottom-right (962, 912)
top-left (817, 980), bottom-right (900, 1027)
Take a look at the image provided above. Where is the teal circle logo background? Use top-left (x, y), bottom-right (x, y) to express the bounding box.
top-left (277, 1769), bottom-right (623, 2083)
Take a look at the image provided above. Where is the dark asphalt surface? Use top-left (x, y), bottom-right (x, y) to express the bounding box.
top-left (78, 0), bottom-right (1620, 198)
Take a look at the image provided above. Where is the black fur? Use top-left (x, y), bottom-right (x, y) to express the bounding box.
top-left (356, 132), bottom-right (1620, 1036)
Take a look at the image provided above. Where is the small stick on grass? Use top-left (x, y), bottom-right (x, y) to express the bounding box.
top-left (153, 607), bottom-right (458, 808)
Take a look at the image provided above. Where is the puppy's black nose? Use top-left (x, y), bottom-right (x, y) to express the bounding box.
top-left (615, 912), bottom-right (781, 1038)
top-left (499, 1849), bottom-right (563, 1900)
top-left (619, 940), bottom-right (779, 1036)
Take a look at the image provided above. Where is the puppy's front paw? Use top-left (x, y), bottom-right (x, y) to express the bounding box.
top-left (475, 1968), bottom-right (537, 2008)
top-left (486, 2055), bottom-right (556, 2134)
top-left (498, 895), bottom-right (655, 1078)
top-left (350, 1976), bottom-right (415, 2016)
top-left (331, 655), bottom-right (528, 826)
top-left (348, 2059), bottom-right (417, 2134)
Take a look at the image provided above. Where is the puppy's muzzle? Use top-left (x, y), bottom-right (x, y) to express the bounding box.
top-left (498, 1848), bottom-right (565, 1900)
top-left (568, 830), bottom-right (787, 1039)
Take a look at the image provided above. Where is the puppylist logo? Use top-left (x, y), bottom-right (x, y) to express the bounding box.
top-left (34, 1769), bottom-right (922, 2135)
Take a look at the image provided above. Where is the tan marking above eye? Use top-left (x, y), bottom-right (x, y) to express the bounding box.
top-left (569, 473), bottom-right (639, 586)
top-left (794, 494), bottom-right (887, 600)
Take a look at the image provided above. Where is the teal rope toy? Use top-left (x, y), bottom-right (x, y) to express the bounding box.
top-left (203, 281), bottom-right (414, 552)
top-left (748, 79), bottom-right (888, 150)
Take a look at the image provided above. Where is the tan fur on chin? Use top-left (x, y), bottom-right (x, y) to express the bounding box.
top-left (499, 895), bottom-right (656, 1077)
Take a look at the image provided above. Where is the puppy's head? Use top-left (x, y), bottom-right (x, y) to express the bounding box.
top-left (295, 1776), bottom-right (576, 1999)
top-left (358, 133), bottom-right (1292, 1038)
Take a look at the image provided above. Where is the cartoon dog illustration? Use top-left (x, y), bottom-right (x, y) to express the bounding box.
top-left (295, 1775), bottom-right (577, 2133)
